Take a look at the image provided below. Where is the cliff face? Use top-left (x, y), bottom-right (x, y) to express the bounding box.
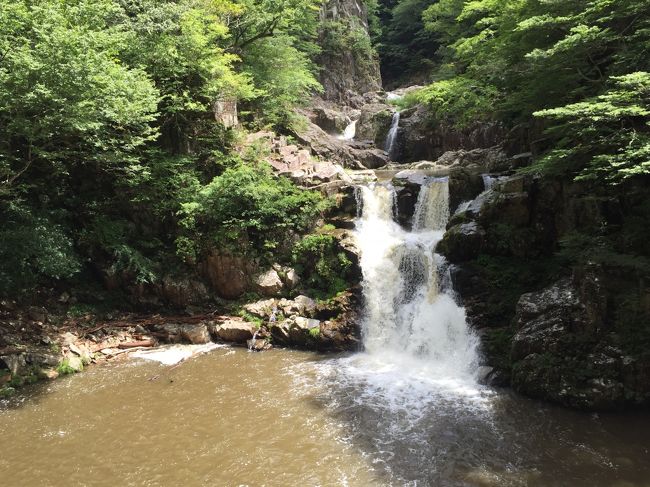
top-left (318, 0), bottom-right (382, 104)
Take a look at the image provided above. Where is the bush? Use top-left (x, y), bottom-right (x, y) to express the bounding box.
top-left (292, 234), bottom-right (351, 298)
top-left (178, 163), bottom-right (331, 261)
top-left (0, 205), bottom-right (81, 296)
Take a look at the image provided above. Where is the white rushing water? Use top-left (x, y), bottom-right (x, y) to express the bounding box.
top-left (338, 119), bottom-right (357, 141)
top-left (384, 112), bottom-right (400, 158)
top-left (355, 180), bottom-right (479, 378)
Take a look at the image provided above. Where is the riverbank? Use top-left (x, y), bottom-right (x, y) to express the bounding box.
top-left (0, 289), bottom-right (361, 398)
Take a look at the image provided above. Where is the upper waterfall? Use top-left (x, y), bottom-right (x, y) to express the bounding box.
top-left (354, 179), bottom-right (479, 378)
top-left (384, 112), bottom-right (400, 159)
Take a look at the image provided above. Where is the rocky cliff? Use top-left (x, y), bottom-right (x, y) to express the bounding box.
top-left (318, 0), bottom-right (382, 104)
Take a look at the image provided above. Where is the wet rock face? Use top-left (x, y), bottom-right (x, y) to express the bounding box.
top-left (390, 106), bottom-right (508, 163)
top-left (508, 273), bottom-right (650, 410)
top-left (318, 1), bottom-right (382, 104)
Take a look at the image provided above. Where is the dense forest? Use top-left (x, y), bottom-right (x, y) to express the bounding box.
top-left (0, 0), bottom-right (332, 299)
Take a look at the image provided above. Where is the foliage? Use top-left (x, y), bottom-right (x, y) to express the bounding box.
top-left (0, 0), bottom-right (327, 298)
top-left (416, 0), bottom-right (650, 181)
top-left (531, 73), bottom-right (650, 183)
top-left (178, 163), bottom-right (330, 261)
top-left (320, 17), bottom-right (379, 78)
top-left (292, 234), bottom-right (351, 298)
top-left (0, 205), bottom-right (81, 295)
top-left (377, 0), bottom-right (439, 84)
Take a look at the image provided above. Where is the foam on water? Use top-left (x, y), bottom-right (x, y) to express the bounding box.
top-left (132, 343), bottom-right (222, 365)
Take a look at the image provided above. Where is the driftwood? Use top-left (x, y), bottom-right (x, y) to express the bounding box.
top-left (118, 340), bottom-right (155, 349)
top-left (82, 313), bottom-right (226, 335)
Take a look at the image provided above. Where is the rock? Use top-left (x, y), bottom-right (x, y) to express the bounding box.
top-left (60, 332), bottom-right (78, 347)
top-left (26, 306), bottom-right (48, 323)
top-left (254, 269), bottom-right (284, 297)
top-left (395, 105), bottom-right (507, 163)
top-left (243, 299), bottom-right (277, 319)
top-left (311, 106), bottom-right (349, 133)
top-left (438, 222), bottom-right (486, 263)
top-left (68, 343), bottom-right (92, 364)
top-left (38, 368), bottom-right (59, 380)
top-left (180, 324), bottom-right (211, 345)
top-left (293, 295), bottom-right (318, 316)
top-left (65, 355), bottom-right (84, 372)
top-left (393, 169), bottom-right (429, 187)
top-left (356, 103), bottom-right (394, 145)
top-left (318, 1), bottom-right (381, 104)
top-left (270, 321), bottom-right (291, 344)
top-left (349, 147), bottom-right (389, 169)
top-left (160, 276), bottom-right (210, 308)
top-left (0, 354), bottom-right (26, 375)
top-left (507, 274), bottom-right (645, 410)
top-left (214, 319), bottom-right (257, 343)
top-left (202, 251), bottom-right (255, 299)
top-left (246, 338), bottom-right (272, 352)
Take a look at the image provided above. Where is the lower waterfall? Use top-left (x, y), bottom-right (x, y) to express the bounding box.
top-left (355, 179), bottom-right (479, 378)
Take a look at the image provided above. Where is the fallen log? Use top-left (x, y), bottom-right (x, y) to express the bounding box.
top-left (118, 340), bottom-right (155, 349)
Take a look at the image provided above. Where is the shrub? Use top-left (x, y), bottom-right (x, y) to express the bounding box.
top-left (292, 234), bottom-right (351, 298)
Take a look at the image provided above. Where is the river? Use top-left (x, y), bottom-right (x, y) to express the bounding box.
top-left (1, 181), bottom-right (649, 486)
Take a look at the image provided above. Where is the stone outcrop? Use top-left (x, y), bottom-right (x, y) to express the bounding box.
top-left (318, 0), bottom-right (382, 104)
top-left (292, 114), bottom-right (389, 170)
top-left (437, 171), bottom-right (650, 409)
top-left (390, 105), bottom-right (507, 163)
top-left (510, 273), bottom-right (650, 410)
top-left (356, 102), bottom-right (395, 145)
top-left (201, 251), bottom-right (255, 299)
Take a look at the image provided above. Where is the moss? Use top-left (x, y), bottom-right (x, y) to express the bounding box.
top-left (292, 234), bottom-right (352, 299)
top-left (308, 327), bottom-right (321, 339)
top-left (56, 359), bottom-right (80, 376)
top-left (237, 310), bottom-right (264, 328)
top-left (0, 386), bottom-right (16, 398)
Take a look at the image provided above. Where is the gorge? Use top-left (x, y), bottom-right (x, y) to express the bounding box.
top-left (1, 0), bottom-right (650, 485)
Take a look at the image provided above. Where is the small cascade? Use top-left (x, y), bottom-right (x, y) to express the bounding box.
top-left (384, 112), bottom-right (401, 159)
top-left (354, 179), bottom-right (479, 377)
top-left (339, 119), bottom-right (358, 141)
top-left (482, 174), bottom-right (498, 191)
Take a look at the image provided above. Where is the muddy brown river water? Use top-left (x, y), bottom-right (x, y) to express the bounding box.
top-left (1, 346), bottom-right (649, 487)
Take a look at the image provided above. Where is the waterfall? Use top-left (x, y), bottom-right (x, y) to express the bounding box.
top-left (354, 179), bottom-right (479, 377)
top-left (384, 112), bottom-right (400, 159)
top-left (482, 174), bottom-right (497, 191)
top-left (339, 119), bottom-right (357, 141)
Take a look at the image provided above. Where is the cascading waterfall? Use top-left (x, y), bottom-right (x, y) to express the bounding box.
top-left (384, 112), bottom-right (400, 159)
top-left (338, 119), bottom-right (357, 141)
top-left (355, 179), bottom-right (479, 378)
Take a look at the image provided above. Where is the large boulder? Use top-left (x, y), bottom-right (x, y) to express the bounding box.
top-left (509, 273), bottom-right (650, 410)
top-left (254, 269), bottom-right (284, 297)
top-left (437, 222), bottom-right (486, 263)
top-left (213, 319), bottom-right (257, 344)
top-left (180, 324), bottom-right (211, 345)
top-left (202, 251), bottom-right (255, 299)
top-left (356, 103), bottom-right (394, 145)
